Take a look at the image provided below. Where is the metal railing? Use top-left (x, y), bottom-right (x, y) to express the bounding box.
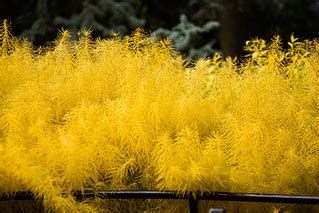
top-left (1, 190), bottom-right (319, 213)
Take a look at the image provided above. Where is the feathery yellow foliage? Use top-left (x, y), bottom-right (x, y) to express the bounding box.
top-left (0, 20), bottom-right (318, 212)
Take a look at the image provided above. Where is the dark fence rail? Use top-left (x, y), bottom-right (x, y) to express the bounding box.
top-left (1, 191), bottom-right (319, 213)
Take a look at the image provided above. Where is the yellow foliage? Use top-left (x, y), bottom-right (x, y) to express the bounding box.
top-left (0, 20), bottom-right (318, 211)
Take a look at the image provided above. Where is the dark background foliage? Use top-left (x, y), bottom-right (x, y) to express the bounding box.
top-left (1, 0), bottom-right (318, 57)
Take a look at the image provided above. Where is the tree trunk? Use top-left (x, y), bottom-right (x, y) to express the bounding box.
top-left (217, 0), bottom-right (248, 57)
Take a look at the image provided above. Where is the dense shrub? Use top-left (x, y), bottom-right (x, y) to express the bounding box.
top-left (0, 20), bottom-right (318, 211)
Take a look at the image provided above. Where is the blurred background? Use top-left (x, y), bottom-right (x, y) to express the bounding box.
top-left (1, 0), bottom-right (318, 57)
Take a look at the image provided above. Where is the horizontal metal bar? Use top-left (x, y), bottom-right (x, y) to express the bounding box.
top-left (198, 192), bottom-right (319, 204)
top-left (76, 191), bottom-right (319, 204)
top-left (1, 190), bottom-right (319, 205)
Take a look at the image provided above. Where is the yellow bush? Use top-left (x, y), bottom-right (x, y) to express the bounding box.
top-left (0, 20), bottom-right (318, 211)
